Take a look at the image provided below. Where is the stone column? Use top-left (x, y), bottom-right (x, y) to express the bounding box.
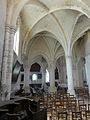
top-left (6, 25), bottom-right (16, 100)
top-left (73, 64), bottom-right (80, 88)
top-left (84, 31), bottom-right (90, 93)
top-left (24, 65), bottom-right (30, 93)
top-left (42, 68), bottom-right (46, 86)
top-left (65, 55), bottom-right (75, 95)
top-left (48, 61), bottom-right (57, 93)
top-left (1, 25), bottom-right (16, 101)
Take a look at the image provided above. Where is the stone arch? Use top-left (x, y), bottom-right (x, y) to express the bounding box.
top-left (30, 55), bottom-right (47, 70)
top-left (29, 54), bottom-right (49, 85)
top-left (20, 9), bottom-right (90, 57)
top-left (55, 51), bottom-right (65, 66)
top-left (6, 1), bottom-right (90, 59)
top-left (71, 27), bottom-right (90, 51)
top-left (10, 1), bottom-right (90, 27)
top-left (30, 62), bottom-right (41, 72)
top-left (23, 30), bottom-right (63, 55)
top-left (77, 57), bottom-right (87, 87)
top-left (55, 55), bottom-right (67, 84)
top-left (28, 52), bottom-right (49, 68)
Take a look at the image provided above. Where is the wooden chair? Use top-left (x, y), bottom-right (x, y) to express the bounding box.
top-left (72, 111), bottom-right (82, 120)
top-left (68, 99), bottom-right (77, 112)
top-left (50, 107), bottom-right (57, 120)
top-left (78, 99), bottom-right (84, 105)
top-left (79, 104), bottom-right (87, 117)
top-left (85, 110), bottom-right (90, 120)
top-left (78, 99), bottom-right (84, 110)
top-left (88, 104), bottom-right (90, 110)
top-left (58, 111), bottom-right (68, 120)
top-left (79, 104), bottom-right (87, 111)
top-left (56, 103), bottom-right (65, 113)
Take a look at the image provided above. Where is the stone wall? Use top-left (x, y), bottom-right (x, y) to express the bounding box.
top-left (85, 32), bottom-right (90, 92)
top-left (0, 0), bottom-right (6, 80)
top-left (72, 32), bottom-right (90, 89)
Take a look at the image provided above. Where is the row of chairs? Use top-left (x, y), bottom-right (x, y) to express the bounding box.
top-left (75, 87), bottom-right (90, 100)
top-left (57, 110), bottom-right (90, 120)
top-left (40, 91), bottom-right (90, 120)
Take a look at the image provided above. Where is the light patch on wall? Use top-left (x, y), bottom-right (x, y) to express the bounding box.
top-left (13, 28), bottom-right (19, 56)
top-left (32, 74), bottom-right (37, 81)
top-left (46, 69), bottom-right (49, 83)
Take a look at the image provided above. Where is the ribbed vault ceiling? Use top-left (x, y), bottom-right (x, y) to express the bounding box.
top-left (18, 0), bottom-right (90, 56)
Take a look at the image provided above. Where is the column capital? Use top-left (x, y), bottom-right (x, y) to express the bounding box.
top-left (23, 65), bottom-right (29, 70)
top-left (48, 60), bottom-right (55, 69)
top-left (65, 48), bottom-right (72, 58)
top-left (42, 67), bottom-right (46, 72)
top-left (5, 24), bottom-right (16, 34)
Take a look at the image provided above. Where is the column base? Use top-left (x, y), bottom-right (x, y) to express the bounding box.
top-left (49, 86), bottom-right (57, 93)
top-left (24, 86), bottom-right (30, 94)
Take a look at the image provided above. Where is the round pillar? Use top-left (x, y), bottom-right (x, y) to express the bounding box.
top-left (42, 68), bottom-right (46, 86)
top-left (24, 65), bottom-right (30, 94)
top-left (65, 55), bottom-right (75, 95)
top-left (1, 25), bottom-right (16, 100)
top-left (48, 61), bottom-right (56, 93)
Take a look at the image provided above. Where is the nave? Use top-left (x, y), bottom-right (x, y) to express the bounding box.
top-left (1, 0), bottom-right (90, 120)
top-left (0, 88), bottom-right (90, 120)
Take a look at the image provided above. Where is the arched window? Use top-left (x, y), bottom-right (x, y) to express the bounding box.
top-left (32, 74), bottom-right (37, 81)
top-left (55, 67), bottom-right (59, 79)
top-left (46, 69), bottom-right (49, 83)
top-left (13, 27), bottom-right (20, 55)
top-left (30, 63), bottom-right (41, 72)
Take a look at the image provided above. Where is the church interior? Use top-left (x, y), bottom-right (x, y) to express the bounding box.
top-left (1, 0), bottom-right (90, 119)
